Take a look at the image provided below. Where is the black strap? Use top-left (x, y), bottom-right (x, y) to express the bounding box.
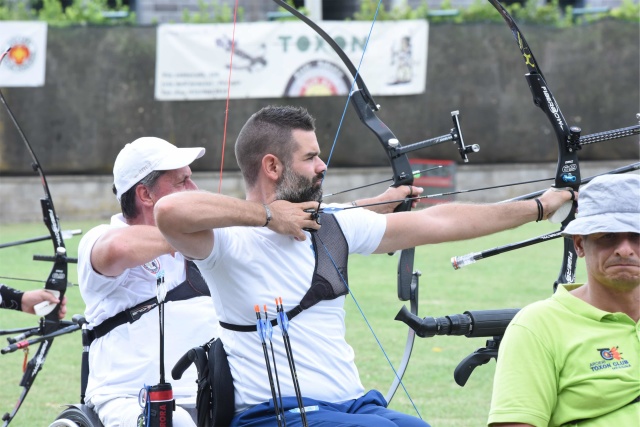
top-left (90, 261), bottom-right (209, 341)
top-left (219, 306), bottom-right (303, 332)
top-left (0, 283), bottom-right (24, 311)
top-left (91, 297), bottom-right (158, 340)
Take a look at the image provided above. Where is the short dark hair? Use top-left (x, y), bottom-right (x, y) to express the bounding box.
top-left (113, 170), bottom-right (165, 219)
top-left (234, 105), bottom-right (315, 188)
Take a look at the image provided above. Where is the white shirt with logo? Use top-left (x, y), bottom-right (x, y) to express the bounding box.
top-left (78, 214), bottom-right (218, 407)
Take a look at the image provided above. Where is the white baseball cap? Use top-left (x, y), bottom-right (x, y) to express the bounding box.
top-left (562, 174), bottom-right (640, 236)
top-left (113, 137), bottom-right (205, 201)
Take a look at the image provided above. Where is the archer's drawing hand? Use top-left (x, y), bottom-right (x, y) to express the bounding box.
top-left (377, 185), bottom-right (424, 213)
top-left (267, 200), bottom-right (321, 241)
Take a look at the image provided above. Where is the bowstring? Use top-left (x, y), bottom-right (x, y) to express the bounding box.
top-left (218, 0), bottom-right (240, 193)
top-left (322, 4), bottom-right (381, 174)
top-left (315, 232), bottom-right (422, 417)
top-left (317, 0), bottom-right (422, 417)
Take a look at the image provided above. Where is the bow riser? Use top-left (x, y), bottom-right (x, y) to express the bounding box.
top-left (526, 75), bottom-right (581, 187)
top-left (397, 248), bottom-right (416, 301)
top-left (350, 90), bottom-right (414, 188)
top-left (41, 199), bottom-right (68, 301)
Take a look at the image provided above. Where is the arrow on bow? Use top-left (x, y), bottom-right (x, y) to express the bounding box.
top-left (450, 162), bottom-right (640, 268)
top-left (0, 47), bottom-right (73, 426)
top-left (271, 0), bottom-right (480, 412)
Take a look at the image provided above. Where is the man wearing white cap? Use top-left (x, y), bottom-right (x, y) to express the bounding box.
top-left (77, 137), bottom-right (217, 427)
top-left (488, 174), bottom-right (640, 427)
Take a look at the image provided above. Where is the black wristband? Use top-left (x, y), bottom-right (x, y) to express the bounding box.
top-left (0, 284), bottom-right (24, 311)
top-left (263, 204), bottom-right (272, 227)
top-left (534, 198), bottom-right (544, 222)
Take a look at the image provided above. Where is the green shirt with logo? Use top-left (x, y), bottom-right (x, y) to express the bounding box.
top-left (488, 285), bottom-right (639, 426)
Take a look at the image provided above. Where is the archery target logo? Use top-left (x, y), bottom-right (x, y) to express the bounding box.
top-left (143, 259), bottom-right (161, 275)
top-left (4, 37), bottom-right (37, 71)
top-left (589, 346), bottom-right (631, 372)
top-left (598, 346), bottom-right (621, 361)
top-left (284, 60), bottom-right (351, 97)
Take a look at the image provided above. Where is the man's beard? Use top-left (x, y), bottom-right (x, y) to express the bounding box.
top-left (275, 166), bottom-right (323, 203)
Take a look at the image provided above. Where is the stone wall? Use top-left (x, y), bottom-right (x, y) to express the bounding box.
top-left (0, 21), bottom-right (638, 224)
top-left (1, 161), bottom-right (635, 224)
top-left (0, 21), bottom-right (636, 178)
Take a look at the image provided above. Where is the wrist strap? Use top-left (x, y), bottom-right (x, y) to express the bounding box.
top-left (263, 204), bottom-right (272, 227)
top-left (534, 198), bottom-right (544, 222)
top-left (0, 284), bottom-right (24, 311)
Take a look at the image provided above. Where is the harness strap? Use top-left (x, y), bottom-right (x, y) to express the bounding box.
top-left (89, 261), bottom-right (209, 341)
top-left (219, 306), bottom-right (303, 332)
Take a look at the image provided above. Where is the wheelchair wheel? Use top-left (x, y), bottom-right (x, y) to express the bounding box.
top-left (48, 405), bottom-right (104, 427)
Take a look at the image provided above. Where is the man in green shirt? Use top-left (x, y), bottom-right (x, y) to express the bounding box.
top-left (488, 174), bottom-right (639, 427)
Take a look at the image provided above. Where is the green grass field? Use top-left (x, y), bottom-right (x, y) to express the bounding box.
top-left (0, 218), bottom-right (586, 427)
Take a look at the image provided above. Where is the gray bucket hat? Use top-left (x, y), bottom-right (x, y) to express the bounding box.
top-left (562, 174), bottom-right (640, 236)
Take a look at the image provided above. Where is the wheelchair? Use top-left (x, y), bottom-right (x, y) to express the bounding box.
top-left (47, 317), bottom-right (104, 427)
top-left (49, 405), bottom-right (103, 427)
top-left (170, 337), bottom-right (234, 427)
top-left (48, 320), bottom-right (231, 427)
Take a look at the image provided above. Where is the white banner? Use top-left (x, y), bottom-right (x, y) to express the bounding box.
top-left (155, 20), bottom-right (428, 101)
top-left (0, 22), bottom-right (47, 87)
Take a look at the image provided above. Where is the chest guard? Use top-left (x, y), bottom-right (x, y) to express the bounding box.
top-left (299, 212), bottom-right (349, 309)
top-left (219, 212), bottom-right (349, 332)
